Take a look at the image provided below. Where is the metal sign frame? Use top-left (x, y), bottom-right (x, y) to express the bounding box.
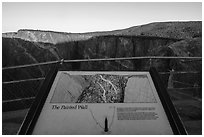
top-left (18, 64), bottom-right (187, 135)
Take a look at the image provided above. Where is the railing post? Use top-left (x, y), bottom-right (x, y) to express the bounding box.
top-left (168, 69), bottom-right (174, 89)
top-left (149, 58), bottom-right (152, 69)
top-left (60, 59), bottom-right (64, 65)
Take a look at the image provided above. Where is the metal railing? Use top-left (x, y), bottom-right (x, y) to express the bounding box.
top-left (2, 56), bottom-right (202, 111)
top-left (2, 56), bottom-right (201, 70)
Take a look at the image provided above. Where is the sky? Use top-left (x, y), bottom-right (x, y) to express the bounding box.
top-left (2, 2), bottom-right (202, 33)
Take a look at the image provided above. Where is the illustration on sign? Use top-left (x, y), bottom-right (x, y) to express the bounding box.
top-left (51, 72), bottom-right (157, 103)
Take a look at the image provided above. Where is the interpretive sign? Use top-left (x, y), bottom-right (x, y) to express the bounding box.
top-left (18, 67), bottom-right (187, 135)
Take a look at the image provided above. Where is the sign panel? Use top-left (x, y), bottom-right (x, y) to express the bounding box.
top-left (30, 71), bottom-right (175, 135)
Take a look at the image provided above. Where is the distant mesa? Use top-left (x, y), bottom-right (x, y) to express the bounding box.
top-left (2, 21), bottom-right (202, 44)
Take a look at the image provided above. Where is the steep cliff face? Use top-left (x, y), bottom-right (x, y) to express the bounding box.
top-left (4, 34), bottom-right (202, 82)
top-left (2, 21), bottom-right (202, 81)
top-left (2, 38), bottom-right (59, 81)
top-left (2, 38), bottom-right (59, 67)
top-left (3, 36), bottom-right (178, 71)
top-left (55, 36), bottom-right (178, 71)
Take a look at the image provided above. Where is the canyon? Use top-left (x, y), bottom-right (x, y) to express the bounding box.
top-left (2, 21), bottom-right (202, 105)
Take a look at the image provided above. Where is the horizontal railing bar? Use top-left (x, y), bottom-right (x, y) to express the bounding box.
top-left (2, 56), bottom-right (202, 70)
top-left (2, 60), bottom-right (60, 70)
top-left (172, 80), bottom-right (195, 87)
top-left (180, 59), bottom-right (202, 62)
top-left (168, 87), bottom-right (201, 90)
top-left (167, 89), bottom-right (202, 102)
top-left (2, 97), bottom-right (35, 103)
top-left (63, 56), bottom-right (202, 63)
top-left (2, 77), bottom-right (45, 84)
top-left (159, 71), bottom-right (200, 74)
